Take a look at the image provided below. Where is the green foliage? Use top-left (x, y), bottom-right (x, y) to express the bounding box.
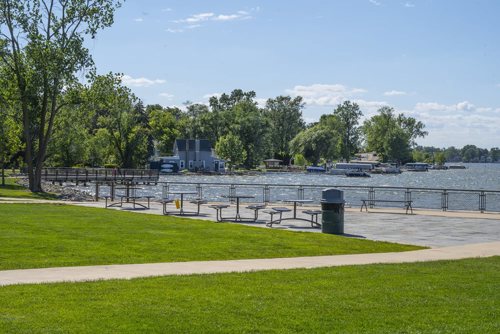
top-left (363, 106), bottom-right (426, 163)
top-left (293, 153), bottom-right (308, 166)
top-left (148, 106), bottom-right (181, 155)
top-left (83, 73), bottom-right (150, 168)
top-left (333, 101), bottom-right (363, 161)
top-left (264, 96), bottom-right (305, 163)
top-left (0, 0), bottom-right (122, 191)
top-left (215, 133), bottom-right (247, 170)
top-left (434, 151), bottom-right (446, 165)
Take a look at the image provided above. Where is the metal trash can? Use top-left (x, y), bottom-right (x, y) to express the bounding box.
top-left (321, 188), bottom-right (345, 234)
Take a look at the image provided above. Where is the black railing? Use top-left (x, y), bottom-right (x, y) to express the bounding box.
top-left (161, 181), bottom-right (500, 213)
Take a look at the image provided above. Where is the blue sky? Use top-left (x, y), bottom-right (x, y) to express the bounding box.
top-left (87, 0), bottom-right (500, 148)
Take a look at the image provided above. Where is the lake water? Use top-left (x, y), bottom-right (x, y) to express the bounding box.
top-left (80, 163), bottom-right (500, 212)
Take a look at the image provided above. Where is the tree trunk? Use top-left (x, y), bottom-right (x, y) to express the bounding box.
top-left (1, 160), bottom-right (5, 186)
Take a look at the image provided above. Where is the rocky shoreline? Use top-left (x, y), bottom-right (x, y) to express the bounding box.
top-left (15, 177), bottom-right (95, 202)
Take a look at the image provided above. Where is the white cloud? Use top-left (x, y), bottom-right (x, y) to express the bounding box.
top-left (134, 17), bottom-right (144, 22)
top-left (166, 28), bottom-right (183, 33)
top-left (203, 93), bottom-right (222, 99)
top-left (384, 90), bottom-right (407, 96)
top-left (186, 24), bottom-right (201, 30)
top-left (159, 92), bottom-right (174, 100)
top-left (369, 0), bottom-right (381, 6)
top-left (121, 75), bottom-right (166, 87)
top-left (405, 101), bottom-right (500, 147)
top-left (414, 101), bottom-right (476, 114)
top-left (173, 10), bottom-right (252, 25)
top-left (404, 2), bottom-right (415, 8)
top-left (285, 84), bottom-right (367, 106)
top-left (162, 8), bottom-right (172, 12)
top-left (213, 14), bottom-right (241, 21)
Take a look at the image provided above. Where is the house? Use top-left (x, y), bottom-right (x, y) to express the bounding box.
top-left (263, 159), bottom-right (283, 169)
top-left (150, 139), bottom-right (225, 173)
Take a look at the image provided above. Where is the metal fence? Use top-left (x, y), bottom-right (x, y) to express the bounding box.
top-left (161, 181), bottom-right (500, 213)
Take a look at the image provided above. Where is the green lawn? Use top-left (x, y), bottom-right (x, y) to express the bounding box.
top-left (0, 257), bottom-right (498, 333)
top-left (0, 203), bottom-right (422, 270)
top-left (0, 177), bottom-right (57, 200)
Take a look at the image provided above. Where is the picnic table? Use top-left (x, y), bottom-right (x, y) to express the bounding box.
top-left (164, 190), bottom-right (199, 215)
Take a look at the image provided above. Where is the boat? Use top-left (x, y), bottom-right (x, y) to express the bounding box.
top-left (345, 170), bottom-right (371, 177)
top-left (404, 162), bottom-right (429, 172)
top-left (306, 166), bottom-right (326, 173)
top-left (448, 165), bottom-right (467, 169)
top-left (328, 162), bottom-right (374, 175)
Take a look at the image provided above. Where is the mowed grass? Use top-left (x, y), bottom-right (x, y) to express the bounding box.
top-left (0, 204), bottom-right (422, 270)
top-left (0, 257), bottom-right (498, 333)
top-left (0, 177), bottom-right (57, 200)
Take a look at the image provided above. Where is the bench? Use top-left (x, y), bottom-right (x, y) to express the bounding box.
top-left (245, 204), bottom-right (267, 221)
top-left (105, 195), bottom-right (153, 209)
top-left (209, 204), bottom-right (230, 222)
top-left (189, 199), bottom-right (208, 215)
top-left (264, 207), bottom-right (292, 227)
top-left (161, 198), bottom-right (175, 215)
top-left (360, 199), bottom-right (413, 214)
top-left (302, 210), bottom-right (322, 227)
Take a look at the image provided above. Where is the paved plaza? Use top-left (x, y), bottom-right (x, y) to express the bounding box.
top-left (65, 199), bottom-right (500, 248)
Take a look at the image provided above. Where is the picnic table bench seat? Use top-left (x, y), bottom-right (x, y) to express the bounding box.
top-left (264, 207), bottom-right (292, 227)
top-left (302, 209), bottom-right (322, 227)
top-left (245, 204), bottom-right (267, 221)
top-left (209, 204), bottom-right (230, 222)
top-left (189, 199), bottom-right (208, 214)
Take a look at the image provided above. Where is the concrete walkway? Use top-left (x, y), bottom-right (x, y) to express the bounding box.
top-left (1, 242), bottom-right (499, 286)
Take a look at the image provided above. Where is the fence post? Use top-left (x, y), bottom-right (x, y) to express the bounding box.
top-left (479, 191), bottom-right (486, 213)
top-left (95, 183), bottom-right (99, 202)
top-left (405, 188), bottom-right (412, 203)
top-left (441, 190), bottom-right (448, 211)
top-left (368, 187), bottom-right (375, 208)
top-left (263, 185), bottom-right (270, 203)
top-left (297, 186), bottom-right (304, 200)
top-left (196, 183), bottom-right (202, 199)
top-left (229, 184), bottom-right (236, 203)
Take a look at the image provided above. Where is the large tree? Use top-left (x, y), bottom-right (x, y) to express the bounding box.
top-left (0, 0), bottom-right (121, 191)
top-left (333, 101), bottom-right (363, 162)
top-left (264, 96), bottom-right (305, 165)
top-left (363, 106), bottom-right (427, 163)
top-left (84, 73), bottom-right (150, 168)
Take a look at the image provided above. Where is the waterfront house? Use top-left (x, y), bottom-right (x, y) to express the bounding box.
top-left (150, 139), bottom-right (225, 173)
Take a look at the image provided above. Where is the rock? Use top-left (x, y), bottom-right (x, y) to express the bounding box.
top-left (15, 177), bottom-right (94, 202)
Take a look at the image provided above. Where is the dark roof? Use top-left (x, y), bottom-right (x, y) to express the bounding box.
top-left (174, 139), bottom-right (212, 152)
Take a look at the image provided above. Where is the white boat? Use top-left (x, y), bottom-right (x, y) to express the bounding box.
top-left (328, 162), bottom-right (374, 175)
top-left (404, 162), bottom-right (429, 172)
top-left (161, 163), bottom-right (174, 168)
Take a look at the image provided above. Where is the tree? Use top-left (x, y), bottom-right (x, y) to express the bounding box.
top-left (434, 152), bottom-right (446, 166)
top-left (290, 124), bottom-right (339, 166)
top-left (333, 101), bottom-right (363, 162)
top-left (0, 0), bottom-right (121, 191)
top-left (0, 106), bottom-right (22, 185)
top-left (264, 96), bottom-right (305, 165)
top-left (148, 106), bottom-right (181, 155)
top-left (85, 73), bottom-right (150, 168)
top-left (363, 106), bottom-right (427, 163)
top-left (215, 133), bottom-right (246, 171)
